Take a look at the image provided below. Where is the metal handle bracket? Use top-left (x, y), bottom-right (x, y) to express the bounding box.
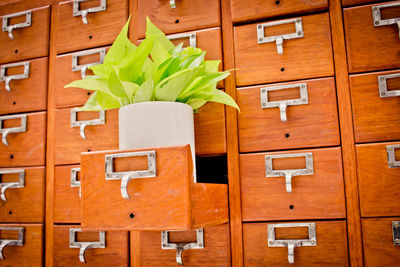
top-left (393, 221), bottom-right (400, 246)
top-left (0, 114), bottom-right (27, 146)
top-left (0, 62), bottom-right (30, 92)
top-left (73, 0), bottom-right (107, 25)
top-left (167, 32), bottom-right (197, 48)
top-left (71, 109), bottom-right (105, 139)
top-left (2, 10), bottom-right (32, 39)
top-left (378, 73), bottom-right (400, 98)
top-left (387, 144), bottom-right (400, 168)
top-left (72, 48), bottom-right (106, 79)
top-left (0, 227), bottom-right (24, 260)
top-left (0, 169), bottom-right (25, 202)
top-left (69, 228), bottom-right (106, 263)
top-left (70, 167), bottom-right (81, 198)
top-left (372, 3), bottom-right (400, 39)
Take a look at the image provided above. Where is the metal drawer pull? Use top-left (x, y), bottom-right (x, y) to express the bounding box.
top-left (268, 223), bottom-right (316, 264)
top-left (71, 167), bottom-right (81, 198)
top-left (73, 0), bottom-right (107, 25)
top-left (0, 114), bottom-right (27, 146)
top-left (0, 227), bottom-right (24, 260)
top-left (257, 18), bottom-right (303, 55)
top-left (0, 169), bottom-right (24, 202)
top-left (372, 3), bottom-right (400, 39)
top-left (161, 229), bottom-right (204, 265)
top-left (387, 144), bottom-right (400, 168)
top-left (72, 48), bottom-right (106, 79)
top-left (261, 83), bottom-right (308, 122)
top-left (265, 152), bottom-right (313, 193)
top-left (167, 32), bottom-right (197, 48)
top-left (378, 73), bottom-right (400, 98)
top-left (2, 10), bottom-right (32, 40)
top-left (69, 228), bottom-right (105, 263)
top-left (170, 0), bottom-right (176, 8)
top-left (71, 108), bottom-right (105, 140)
top-left (393, 221), bottom-right (400, 246)
top-left (105, 151), bottom-right (156, 200)
top-left (0, 61), bottom-right (30, 92)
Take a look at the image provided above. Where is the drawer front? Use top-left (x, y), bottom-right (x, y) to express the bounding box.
top-left (342, 0), bottom-right (382, 6)
top-left (54, 165), bottom-right (80, 223)
top-left (133, 224), bottom-right (231, 267)
top-left (357, 142), bottom-right (400, 217)
top-left (350, 70), bottom-right (400, 143)
top-left (240, 147), bottom-right (346, 221)
top-left (0, 57), bottom-right (48, 115)
top-left (243, 221), bottom-right (349, 266)
top-left (362, 218), bottom-right (400, 266)
top-left (0, 167), bottom-right (45, 223)
top-left (137, 0), bottom-right (221, 39)
top-left (0, 224), bottom-right (43, 266)
top-left (0, 112), bottom-right (46, 167)
top-left (237, 78), bottom-right (340, 153)
top-left (231, 0), bottom-right (327, 24)
top-left (54, 47), bottom-right (108, 109)
top-left (344, 2), bottom-right (400, 73)
top-left (55, 0), bottom-right (128, 54)
top-left (53, 226), bottom-right (129, 266)
top-left (234, 13), bottom-right (334, 87)
top-left (0, 6), bottom-right (49, 64)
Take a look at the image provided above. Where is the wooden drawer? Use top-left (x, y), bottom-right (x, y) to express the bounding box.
top-left (0, 224), bottom-right (43, 266)
top-left (0, 6), bottom-right (49, 64)
top-left (55, 0), bottom-right (128, 54)
top-left (132, 224), bottom-right (231, 266)
top-left (53, 225), bottom-right (129, 266)
top-left (350, 70), bottom-right (400, 143)
top-left (0, 112), bottom-right (46, 167)
top-left (237, 77), bottom-right (340, 153)
top-left (342, 0), bottom-right (382, 6)
top-left (243, 221), bottom-right (348, 266)
top-left (0, 167), bottom-right (45, 223)
top-left (54, 165), bottom-right (81, 223)
top-left (80, 145), bottom-right (228, 231)
top-left (137, 0), bottom-right (221, 39)
top-left (240, 147), bottom-right (346, 221)
top-left (362, 217), bottom-right (400, 266)
top-left (0, 57), bottom-right (48, 115)
top-left (357, 142), bottom-right (400, 217)
top-left (234, 13), bottom-right (334, 87)
top-left (344, 1), bottom-right (400, 73)
top-left (231, 0), bottom-right (327, 24)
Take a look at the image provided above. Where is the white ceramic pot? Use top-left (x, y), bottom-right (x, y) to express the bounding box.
top-left (119, 101), bottom-right (197, 182)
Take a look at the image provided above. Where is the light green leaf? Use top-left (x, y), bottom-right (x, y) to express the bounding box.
top-left (150, 40), bottom-right (171, 66)
top-left (78, 92), bottom-right (103, 111)
top-left (142, 58), bottom-right (156, 80)
top-left (108, 70), bottom-right (128, 98)
top-left (65, 78), bottom-right (112, 95)
top-left (155, 69), bottom-right (196, 101)
top-left (145, 17), bottom-right (175, 52)
top-left (133, 78), bottom-right (154, 103)
top-left (179, 52), bottom-right (205, 69)
top-left (97, 91), bottom-right (121, 109)
top-left (208, 89), bottom-right (240, 110)
top-left (89, 64), bottom-right (114, 79)
top-left (186, 98), bottom-right (207, 110)
top-left (204, 60), bottom-right (221, 73)
top-left (121, 81), bottom-right (139, 102)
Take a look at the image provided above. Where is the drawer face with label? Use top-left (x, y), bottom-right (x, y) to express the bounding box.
top-left (350, 70), bottom-right (400, 143)
top-left (0, 112), bottom-right (46, 167)
top-left (243, 221), bottom-right (349, 266)
top-left (137, 0), bottom-right (221, 39)
top-left (344, 2), bottom-right (400, 73)
top-left (54, 165), bottom-right (81, 223)
top-left (362, 218), bottom-right (400, 266)
top-left (0, 6), bottom-right (50, 64)
top-left (234, 13), bottom-right (334, 87)
top-left (53, 226), bottom-right (129, 267)
top-left (0, 167), bottom-right (45, 223)
top-left (240, 147), bottom-right (345, 221)
top-left (0, 224), bottom-right (43, 266)
top-left (56, 0), bottom-right (128, 54)
top-left (132, 224), bottom-right (231, 266)
top-left (357, 142), bottom-right (400, 217)
top-left (237, 77), bottom-right (340, 153)
top-left (0, 57), bottom-right (48, 115)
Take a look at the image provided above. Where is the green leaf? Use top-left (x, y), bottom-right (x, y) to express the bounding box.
top-left (145, 17), bottom-right (175, 52)
top-left (89, 64), bottom-right (114, 79)
top-left (65, 78), bottom-right (113, 95)
top-left (133, 78), bottom-right (154, 103)
top-left (186, 98), bottom-right (207, 110)
top-left (78, 92), bottom-right (103, 111)
top-left (204, 60), bottom-right (221, 73)
top-left (208, 89), bottom-right (240, 111)
top-left (108, 70), bottom-right (128, 98)
top-left (97, 91), bottom-right (121, 109)
top-left (179, 52), bottom-right (205, 69)
top-left (155, 69), bottom-right (196, 101)
top-left (150, 40), bottom-right (171, 66)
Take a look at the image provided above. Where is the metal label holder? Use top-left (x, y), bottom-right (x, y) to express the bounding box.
top-left (393, 221), bottom-right (400, 246)
top-left (0, 169), bottom-right (25, 202)
top-left (0, 61), bottom-right (30, 92)
top-left (378, 73), bottom-right (400, 98)
top-left (73, 0), bottom-right (107, 25)
top-left (372, 2), bottom-right (400, 39)
top-left (72, 48), bottom-right (106, 79)
top-left (387, 144), bottom-right (400, 168)
top-left (268, 223), bottom-right (317, 264)
top-left (69, 228), bottom-right (106, 263)
top-left (0, 227), bottom-right (24, 260)
top-left (2, 10), bottom-right (32, 39)
top-left (70, 167), bottom-right (81, 198)
top-left (167, 32), bottom-right (197, 48)
top-left (70, 108), bottom-right (105, 140)
top-left (0, 114), bottom-right (27, 147)
top-left (161, 229), bottom-right (204, 265)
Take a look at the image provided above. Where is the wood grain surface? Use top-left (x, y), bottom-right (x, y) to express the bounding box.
top-left (342, 0), bottom-right (382, 6)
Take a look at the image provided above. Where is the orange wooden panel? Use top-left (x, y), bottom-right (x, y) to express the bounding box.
top-left (0, 6), bottom-right (49, 64)
top-left (240, 147), bottom-right (346, 221)
top-left (344, 2), bottom-right (400, 73)
top-left (237, 77), bottom-right (340, 153)
top-left (243, 221), bottom-right (349, 266)
top-left (350, 70), bottom-right (400, 143)
top-left (137, 0), bottom-right (221, 39)
top-left (362, 217), bottom-right (400, 267)
top-left (234, 13), bottom-right (334, 86)
top-left (0, 1), bottom-right (52, 14)
top-left (132, 224), bottom-right (231, 266)
top-left (0, 111), bottom-right (46, 167)
top-left (55, 0), bottom-right (128, 54)
top-left (0, 224), bottom-right (43, 266)
top-left (0, 167), bottom-right (45, 223)
top-left (53, 225), bottom-right (129, 267)
top-left (342, 0), bottom-right (381, 6)
top-left (357, 142), bottom-right (400, 217)
top-left (54, 164), bottom-right (80, 223)
top-left (231, 0), bottom-right (327, 23)
top-left (0, 57), bottom-right (48, 115)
